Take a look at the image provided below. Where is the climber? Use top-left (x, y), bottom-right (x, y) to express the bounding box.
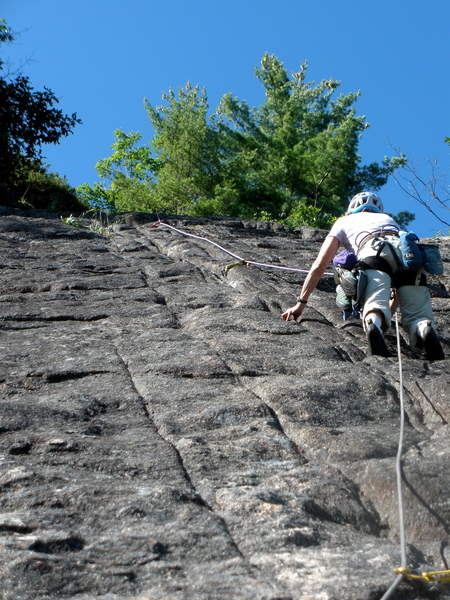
top-left (281, 192), bottom-right (445, 360)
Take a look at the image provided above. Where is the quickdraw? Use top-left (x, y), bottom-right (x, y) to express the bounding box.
top-left (395, 567), bottom-right (450, 585)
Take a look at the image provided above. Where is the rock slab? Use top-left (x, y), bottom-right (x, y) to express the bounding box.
top-left (0, 211), bottom-right (449, 599)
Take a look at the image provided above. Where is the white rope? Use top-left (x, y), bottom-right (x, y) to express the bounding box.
top-left (151, 218), bottom-right (415, 598)
top-left (149, 220), bottom-right (334, 276)
top-left (380, 310), bottom-right (407, 600)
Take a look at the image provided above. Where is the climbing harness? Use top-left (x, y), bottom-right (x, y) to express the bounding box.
top-left (148, 219), bottom-right (334, 276)
top-left (380, 313), bottom-right (450, 599)
top-left (333, 230), bottom-right (447, 322)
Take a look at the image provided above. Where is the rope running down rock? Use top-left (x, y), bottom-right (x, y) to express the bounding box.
top-left (380, 312), bottom-right (450, 599)
top-left (150, 218), bottom-right (450, 597)
top-left (148, 220), bottom-right (334, 276)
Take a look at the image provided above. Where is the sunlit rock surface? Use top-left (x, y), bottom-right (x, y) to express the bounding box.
top-left (0, 209), bottom-right (449, 599)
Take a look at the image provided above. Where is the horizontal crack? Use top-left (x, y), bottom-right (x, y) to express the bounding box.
top-left (41, 370), bottom-right (111, 383)
top-left (1, 314), bottom-right (109, 322)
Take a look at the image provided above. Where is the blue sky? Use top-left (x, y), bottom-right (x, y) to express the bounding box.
top-left (2, 0), bottom-right (449, 236)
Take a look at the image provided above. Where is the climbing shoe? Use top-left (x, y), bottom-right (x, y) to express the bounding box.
top-left (337, 267), bottom-right (358, 297)
top-left (366, 320), bottom-right (390, 357)
top-left (417, 321), bottom-right (445, 361)
top-left (335, 284), bottom-right (352, 310)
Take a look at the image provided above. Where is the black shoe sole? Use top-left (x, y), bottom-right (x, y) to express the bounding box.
top-left (367, 323), bottom-right (390, 357)
top-left (422, 326), bottom-right (445, 361)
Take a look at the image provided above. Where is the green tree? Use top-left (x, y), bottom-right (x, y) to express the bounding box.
top-left (80, 53), bottom-right (405, 225)
top-left (17, 162), bottom-right (84, 212)
top-left (77, 129), bottom-right (157, 213)
top-left (144, 82), bottom-right (224, 215)
top-left (0, 18), bottom-right (13, 48)
top-left (388, 210), bottom-right (415, 229)
top-left (0, 18), bottom-right (84, 210)
top-left (217, 53), bottom-right (404, 225)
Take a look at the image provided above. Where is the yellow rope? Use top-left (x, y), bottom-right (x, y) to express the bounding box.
top-left (223, 260), bottom-right (249, 273)
top-left (395, 567), bottom-right (450, 584)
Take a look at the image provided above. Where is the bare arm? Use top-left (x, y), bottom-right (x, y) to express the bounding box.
top-left (281, 236), bottom-right (340, 321)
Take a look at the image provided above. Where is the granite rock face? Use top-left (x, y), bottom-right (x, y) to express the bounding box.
top-left (0, 210), bottom-right (449, 600)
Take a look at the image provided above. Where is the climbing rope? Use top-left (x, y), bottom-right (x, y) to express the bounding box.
top-left (379, 312), bottom-right (407, 600)
top-left (148, 219), bottom-right (334, 276)
top-left (150, 218), bottom-right (450, 597)
top-left (380, 312), bottom-right (450, 599)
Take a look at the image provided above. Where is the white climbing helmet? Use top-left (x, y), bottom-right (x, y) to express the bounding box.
top-left (348, 192), bottom-right (384, 214)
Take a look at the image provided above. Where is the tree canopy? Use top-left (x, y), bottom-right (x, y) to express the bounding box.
top-left (79, 53), bottom-right (406, 227)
